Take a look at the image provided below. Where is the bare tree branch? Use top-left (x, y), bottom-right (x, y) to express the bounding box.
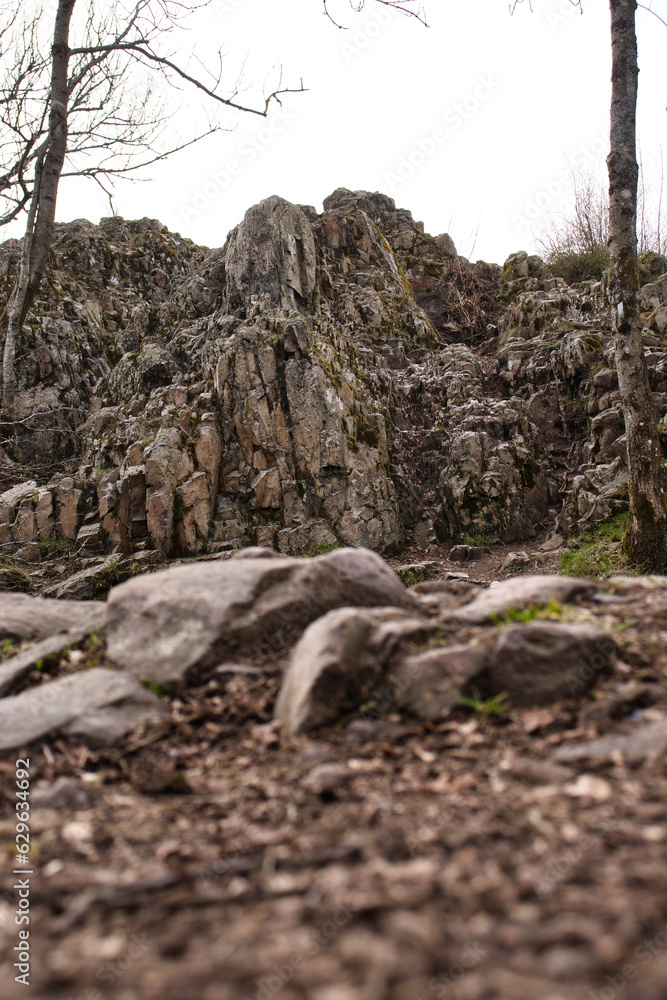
top-left (0, 0), bottom-right (306, 237)
top-left (123, 45), bottom-right (305, 117)
top-left (509, 0), bottom-right (582, 12)
top-left (323, 0), bottom-right (428, 28)
top-left (637, 2), bottom-right (667, 29)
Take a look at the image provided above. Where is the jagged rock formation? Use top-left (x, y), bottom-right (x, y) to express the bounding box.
top-left (1, 189), bottom-right (666, 571)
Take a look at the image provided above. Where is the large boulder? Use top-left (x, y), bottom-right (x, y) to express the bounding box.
top-left (482, 621), bottom-right (617, 706)
top-left (275, 607), bottom-right (381, 736)
top-left (105, 547), bottom-right (419, 684)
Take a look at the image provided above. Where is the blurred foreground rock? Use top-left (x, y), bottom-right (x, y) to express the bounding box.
top-left (0, 551), bottom-right (652, 752)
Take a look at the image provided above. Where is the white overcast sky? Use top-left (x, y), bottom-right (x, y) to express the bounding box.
top-left (15, 0), bottom-right (667, 264)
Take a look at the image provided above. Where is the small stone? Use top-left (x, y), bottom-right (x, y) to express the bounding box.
top-left (31, 777), bottom-right (90, 811)
top-left (499, 550), bottom-right (531, 573)
top-left (301, 763), bottom-right (354, 795)
top-left (15, 543), bottom-right (41, 563)
top-left (563, 774), bottom-right (613, 802)
top-left (387, 644), bottom-right (488, 721)
top-left (552, 719), bottom-right (667, 764)
top-left (506, 759), bottom-right (574, 785)
top-left (434, 232), bottom-right (457, 256)
top-left (449, 544), bottom-right (480, 563)
top-left (275, 607), bottom-right (379, 736)
top-left (298, 742), bottom-right (335, 765)
top-left (344, 719), bottom-right (379, 744)
top-left (540, 533), bottom-right (564, 552)
top-left (0, 592), bottom-right (106, 642)
top-left (0, 668), bottom-right (166, 751)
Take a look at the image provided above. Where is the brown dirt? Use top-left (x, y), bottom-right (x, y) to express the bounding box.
top-left (2, 573), bottom-right (667, 1000)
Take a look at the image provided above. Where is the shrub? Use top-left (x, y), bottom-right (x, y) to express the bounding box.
top-left (535, 162), bottom-right (666, 285)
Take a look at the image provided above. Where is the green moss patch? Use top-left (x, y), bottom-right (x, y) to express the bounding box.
top-left (560, 513), bottom-right (630, 578)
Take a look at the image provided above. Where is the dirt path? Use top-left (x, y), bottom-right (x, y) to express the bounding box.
top-left (2, 573), bottom-right (667, 1000)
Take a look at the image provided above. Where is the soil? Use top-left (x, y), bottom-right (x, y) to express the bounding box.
top-left (1, 566), bottom-right (667, 1000)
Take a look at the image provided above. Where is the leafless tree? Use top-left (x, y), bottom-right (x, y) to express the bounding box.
top-left (0, 0), bottom-right (304, 424)
top-left (513, 0), bottom-right (667, 570)
top-left (607, 0), bottom-right (666, 569)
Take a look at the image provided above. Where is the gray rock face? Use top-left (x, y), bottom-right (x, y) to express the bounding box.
top-left (438, 396), bottom-right (549, 543)
top-left (106, 547), bottom-right (418, 683)
top-left (0, 667), bottom-right (165, 751)
top-left (214, 315), bottom-right (402, 553)
top-left (559, 458), bottom-right (629, 536)
top-left (106, 343), bottom-right (177, 401)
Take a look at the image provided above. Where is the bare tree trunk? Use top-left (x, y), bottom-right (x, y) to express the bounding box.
top-left (23, 0), bottom-right (75, 317)
top-left (2, 155), bottom-right (43, 421)
top-left (608, 0), bottom-right (667, 570)
top-left (1, 0), bottom-right (75, 423)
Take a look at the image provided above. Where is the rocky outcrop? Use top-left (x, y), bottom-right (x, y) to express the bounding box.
top-left (224, 196), bottom-right (317, 312)
top-left (1, 187), bottom-right (666, 569)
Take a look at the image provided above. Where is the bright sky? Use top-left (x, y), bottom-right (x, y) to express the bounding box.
top-left (13, 0), bottom-right (667, 264)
